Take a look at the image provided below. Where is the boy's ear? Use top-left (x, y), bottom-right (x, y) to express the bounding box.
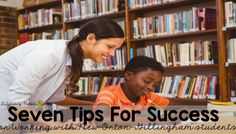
top-left (124, 71), bottom-right (134, 80)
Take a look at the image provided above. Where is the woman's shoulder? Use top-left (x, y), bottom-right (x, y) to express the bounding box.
top-left (32, 40), bottom-right (69, 57)
top-left (35, 40), bottom-right (68, 47)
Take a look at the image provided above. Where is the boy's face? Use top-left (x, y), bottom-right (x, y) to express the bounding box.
top-left (126, 69), bottom-right (163, 97)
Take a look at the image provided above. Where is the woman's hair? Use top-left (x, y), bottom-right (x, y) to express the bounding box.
top-left (124, 56), bottom-right (164, 74)
top-left (67, 18), bottom-right (124, 94)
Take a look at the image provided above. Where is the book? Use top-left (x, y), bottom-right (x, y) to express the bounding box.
top-left (207, 102), bottom-right (236, 116)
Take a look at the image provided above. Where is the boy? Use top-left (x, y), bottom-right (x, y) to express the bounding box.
top-left (93, 56), bottom-right (170, 126)
top-left (94, 56), bottom-right (169, 109)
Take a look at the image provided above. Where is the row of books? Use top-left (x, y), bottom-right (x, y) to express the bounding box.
top-left (19, 31), bottom-right (62, 44)
top-left (156, 75), bottom-right (218, 100)
top-left (136, 40), bottom-right (218, 67)
top-left (133, 7), bottom-right (216, 39)
top-left (230, 77), bottom-right (236, 102)
top-left (64, 28), bottom-right (80, 40)
top-left (63, 0), bottom-right (125, 21)
top-left (72, 75), bottom-right (218, 100)
top-left (83, 46), bottom-right (127, 71)
top-left (128, 0), bottom-right (176, 9)
top-left (63, 20), bottom-right (125, 40)
top-left (225, 1), bottom-right (236, 28)
top-left (73, 76), bottom-right (124, 96)
top-left (227, 38), bottom-right (236, 64)
top-left (18, 8), bottom-right (62, 30)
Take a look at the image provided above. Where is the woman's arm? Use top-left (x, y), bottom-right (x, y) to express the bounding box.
top-left (54, 96), bottom-right (94, 106)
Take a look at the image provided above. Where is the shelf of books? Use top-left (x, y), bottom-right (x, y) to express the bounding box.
top-left (62, 0), bottom-right (125, 28)
top-left (125, 0), bottom-right (223, 103)
top-left (70, 74), bottom-right (219, 102)
top-left (61, 0), bottom-right (127, 88)
top-left (17, 0), bottom-right (63, 44)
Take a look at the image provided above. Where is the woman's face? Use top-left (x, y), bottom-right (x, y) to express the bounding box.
top-left (89, 38), bottom-right (125, 63)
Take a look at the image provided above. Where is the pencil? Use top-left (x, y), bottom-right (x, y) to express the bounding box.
top-left (147, 99), bottom-right (164, 111)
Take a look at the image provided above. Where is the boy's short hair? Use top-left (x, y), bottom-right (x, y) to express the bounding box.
top-left (124, 56), bottom-right (164, 74)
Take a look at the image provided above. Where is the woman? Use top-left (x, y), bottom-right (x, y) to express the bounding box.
top-left (0, 18), bottom-right (125, 127)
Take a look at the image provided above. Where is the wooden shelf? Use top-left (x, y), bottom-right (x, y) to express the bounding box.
top-left (164, 64), bottom-right (219, 76)
top-left (64, 11), bottom-right (125, 27)
top-left (17, 0), bottom-right (62, 14)
top-left (228, 63), bottom-right (236, 66)
top-left (130, 29), bottom-right (217, 42)
top-left (167, 98), bottom-right (208, 105)
top-left (70, 94), bottom-right (208, 105)
top-left (224, 26), bottom-right (236, 32)
top-left (18, 24), bottom-right (62, 33)
top-left (128, 0), bottom-right (214, 13)
top-left (82, 69), bottom-right (124, 76)
top-left (81, 65), bottom-right (219, 76)
top-left (227, 63), bottom-right (236, 77)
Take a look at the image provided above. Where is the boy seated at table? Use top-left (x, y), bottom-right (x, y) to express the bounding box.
top-left (93, 56), bottom-right (173, 126)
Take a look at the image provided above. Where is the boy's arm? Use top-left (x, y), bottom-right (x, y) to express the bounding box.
top-left (93, 90), bottom-right (139, 126)
top-left (150, 93), bottom-right (170, 107)
top-left (94, 104), bottom-right (145, 127)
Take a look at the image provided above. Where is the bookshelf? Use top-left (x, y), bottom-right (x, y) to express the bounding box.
top-left (17, 0), bottom-right (63, 45)
top-left (127, 0), bottom-right (225, 102)
top-left (15, 0), bottom-right (232, 103)
top-left (221, 0), bottom-right (236, 102)
top-left (62, 0), bottom-right (127, 73)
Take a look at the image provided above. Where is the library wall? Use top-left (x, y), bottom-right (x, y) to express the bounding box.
top-left (0, 6), bottom-right (17, 55)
